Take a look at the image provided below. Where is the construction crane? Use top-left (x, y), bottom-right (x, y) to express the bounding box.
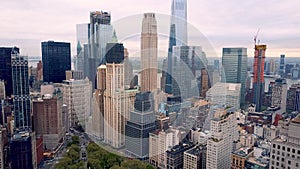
top-left (254, 28), bottom-right (260, 45)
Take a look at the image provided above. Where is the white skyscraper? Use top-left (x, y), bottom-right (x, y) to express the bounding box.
top-left (206, 109), bottom-right (238, 169)
top-left (63, 78), bottom-right (92, 130)
top-left (206, 82), bottom-right (241, 109)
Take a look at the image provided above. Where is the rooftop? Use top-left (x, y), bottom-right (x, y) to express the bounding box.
top-left (185, 145), bottom-right (207, 156)
top-left (233, 147), bottom-right (253, 158)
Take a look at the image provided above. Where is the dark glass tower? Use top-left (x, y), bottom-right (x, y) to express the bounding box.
top-left (125, 92), bottom-right (156, 160)
top-left (9, 132), bottom-right (33, 169)
top-left (12, 53), bottom-right (31, 129)
top-left (0, 47), bottom-right (19, 97)
top-left (165, 24), bottom-right (176, 94)
top-left (41, 41), bottom-right (71, 83)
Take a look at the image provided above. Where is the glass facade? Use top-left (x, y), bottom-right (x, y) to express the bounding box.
top-left (11, 54), bottom-right (31, 129)
top-left (125, 92), bottom-right (156, 159)
top-left (222, 48), bottom-right (248, 107)
top-left (42, 41), bottom-right (71, 83)
top-left (0, 47), bottom-right (19, 96)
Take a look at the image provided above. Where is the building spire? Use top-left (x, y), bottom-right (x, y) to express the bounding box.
top-left (111, 29), bottom-right (118, 43)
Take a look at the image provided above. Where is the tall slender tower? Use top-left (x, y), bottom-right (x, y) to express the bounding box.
top-left (165, 0), bottom-right (188, 94)
top-left (253, 44), bottom-right (267, 112)
top-left (11, 52), bottom-right (31, 129)
top-left (141, 13), bottom-right (158, 92)
top-left (170, 0), bottom-right (187, 46)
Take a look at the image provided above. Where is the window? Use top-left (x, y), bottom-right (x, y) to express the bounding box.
top-left (287, 147), bottom-right (290, 152)
top-left (288, 161), bottom-right (291, 165)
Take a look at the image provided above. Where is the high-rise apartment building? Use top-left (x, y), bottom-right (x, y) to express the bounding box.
top-left (222, 48), bottom-right (247, 106)
top-left (42, 41), bottom-right (71, 83)
top-left (253, 45), bottom-right (267, 112)
top-left (32, 91), bottom-right (64, 150)
top-left (63, 78), bottom-right (92, 130)
top-left (270, 115), bottom-right (300, 169)
top-left (269, 58), bottom-right (276, 74)
top-left (269, 78), bottom-right (287, 113)
top-left (206, 82), bottom-right (241, 109)
top-left (12, 53), bottom-right (31, 129)
top-left (125, 92), bottom-right (156, 160)
top-left (141, 13), bottom-right (158, 92)
top-left (286, 84), bottom-right (300, 112)
top-left (206, 108), bottom-right (238, 169)
top-left (0, 47), bottom-right (19, 97)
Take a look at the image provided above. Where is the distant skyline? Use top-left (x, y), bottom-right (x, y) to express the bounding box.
top-left (0, 0), bottom-right (299, 57)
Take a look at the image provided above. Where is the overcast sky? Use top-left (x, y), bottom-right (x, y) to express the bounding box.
top-left (0, 0), bottom-right (299, 57)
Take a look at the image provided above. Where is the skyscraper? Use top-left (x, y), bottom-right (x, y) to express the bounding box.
top-left (206, 108), bottom-right (238, 169)
top-left (11, 53), bottom-right (31, 129)
top-left (222, 48), bottom-right (248, 107)
top-left (42, 41), bottom-right (71, 83)
top-left (125, 92), bottom-right (156, 160)
top-left (279, 54), bottom-right (285, 77)
top-left (103, 43), bottom-right (137, 148)
top-left (269, 78), bottom-right (287, 113)
top-left (63, 78), bottom-right (92, 130)
top-left (0, 47), bottom-right (19, 97)
top-left (88, 11), bottom-right (113, 89)
top-left (141, 13), bottom-right (158, 92)
top-left (253, 45), bottom-right (267, 112)
top-left (76, 23), bottom-right (90, 73)
top-left (171, 46), bottom-right (207, 98)
top-left (9, 132), bottom-right (36, 169)
top-left (165, 0), bottom-right (188, 94)
top-left (170, 0), bottom-right (188, 46)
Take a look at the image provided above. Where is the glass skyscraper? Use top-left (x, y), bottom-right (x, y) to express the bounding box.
top-left (42, 41), bottom-right (71, 83)
top-left (88, 11), bottom-right (113, 89)
top-left (222, 48), bottom-right (248, 107)
top-left (125, 92), bottom-right (156, 160)
top-left (11, 53), bottom-right (31, 129)
top-left (165, 0), bottom-right (188, 94)
top-left (170, 0), bottom-right (188, 46)
top-left (0, 47), bottom-right (19, 97)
